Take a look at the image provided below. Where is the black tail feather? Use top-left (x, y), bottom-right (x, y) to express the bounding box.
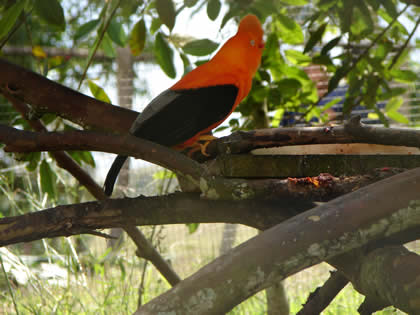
top-left (104, 155), bottom-right (128, 196)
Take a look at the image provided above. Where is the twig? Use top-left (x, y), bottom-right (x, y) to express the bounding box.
top-left (77, 0), bottom-right (122, 90)
top-left (124, 225), bottom-right (181, 286)
top-left (388, 15), bottom-right (420, 70)
top-left (297, 270), bottom-right (349, 315)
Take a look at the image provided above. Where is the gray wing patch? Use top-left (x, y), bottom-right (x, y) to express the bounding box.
top-left (129, 89), bottom-right (179, 134)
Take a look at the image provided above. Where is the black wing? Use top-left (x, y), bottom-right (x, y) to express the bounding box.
top-left (131, 84), bottom-right (239, 146)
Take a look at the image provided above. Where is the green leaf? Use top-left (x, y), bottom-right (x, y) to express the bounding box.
top-left (279, 0), bottom-right (308, 5)
top-left (186, 223), bottom-right (199, 234)
top-left (385, 96), bottom-right (403, 112)
top-left (40, 160), bottom-right (57, 199)
top-left (74, 19), bottom-right (100, 41)
top-left (328, 64), bottom-right (349, 93)
top-left (274, 13), bottom-right (304, 45)
top-left (107, 18), bottom-right (126, 47)
top-left (25, 152), bottom-right (41, 172)
top-left (321, 36), bottom-right (341, 56)
top-left (88, 80), bottom-right (111, 103)
top-left (207, 0), bottom-right (221, 21)
top-left (68, 151), bottom-right (96, 167)
top-left (285, 49), bottom-right (311, 65)
top-left (304, 23), bottom-right (327, 54)
top-left (150, 17), bottom-right (162, 35)
top-left (390, 69), bottom-right (419, 83)
top-left (34, 0), bottom-right (65, 31)
top-left (381, 0), bottom-right (397, 18)
top-left (320, 97), bottom-right (341, 112)
top-left (0, 0), bottom-right (25, 40)
top-left (180, 53), bottom-right (192, 75)
top-left (129, 19), bottom-right (147, 56)
top-left (100, 33), bottom-right (116, 58)
top-left (184, 0), bottom-right (199, 7)
top-left (350, 5), bottom-right (373, 36)
top-left (276, 78), bottom-right (302, 99)
top-left (182, 39), bottom-right (219, 56)
top-left (154, 32), bottom-right (176, 78)
top-left (387, 110), bottom-right (409, 124)
top-left (156, 0), bottom-right (176, 31)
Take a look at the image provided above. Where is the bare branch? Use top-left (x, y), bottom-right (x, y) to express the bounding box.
top-left (0, 193), bottom-right (297, 247)
top-left (124, 226), bottom-right (181, 287)
top-left (297, 271), bottom-right (349, 315)
top-left (1, 46), bottom-right (154, 62)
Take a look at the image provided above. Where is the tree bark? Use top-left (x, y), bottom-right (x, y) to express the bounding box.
top-left (136, 168), bottom-right (420, 314)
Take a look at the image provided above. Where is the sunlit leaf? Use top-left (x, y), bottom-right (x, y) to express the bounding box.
top-left (88, 80), bottom-right (111, 103)
top-left (187, 223), bottom-right (199, 234)
top-left (182, 39), bottom-right (219, 56)
top-left (385, 96), bottom-right (403, 112)
top-left (156, 0), bottom-right (176, 31)
top-left (129, 18), bottom-right (147, 56)
top-left (0, 0), bottom-right (25, 40)
top-left (32, 45), bottom-right (47, 58)
top-left (390, 69), bottom-right (419, 83)
top-left (387, 110), bottom-right (409, 124)
top-left (34, 0), bottom-right (65, 31)
top-left (285, 49), bottom-right (311, 65)
top-left (274, 13), bottom-right (304, 44)
top-left (154, 32), bottom-right (176, 78)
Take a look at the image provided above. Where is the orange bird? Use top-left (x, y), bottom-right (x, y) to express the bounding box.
top-left (104, 14), bottom-right (264, 196)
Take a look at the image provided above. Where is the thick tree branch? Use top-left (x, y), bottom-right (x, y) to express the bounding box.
top-left (207, 116), bottom-right (420, 156)
top-left (0, 58), bottom-right (137, 133)
top-left (330, 246), bottom-right (420, 314)
top-left (0, 193), bottom-right (297, 246)
top-left (136, 167), bottom-right (420, 314)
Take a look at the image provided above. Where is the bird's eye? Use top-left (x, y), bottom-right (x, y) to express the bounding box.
top-left (250, 39), bottom-right (256, 47)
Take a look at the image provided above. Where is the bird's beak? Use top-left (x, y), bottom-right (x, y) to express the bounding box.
top-left (258, 41), bottom-right (265, 49)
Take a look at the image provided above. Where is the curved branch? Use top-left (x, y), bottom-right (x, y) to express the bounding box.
top-left (0, 58), bottom-right (137, 133)
top-left (136, 167), bottom-right (420, 314)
